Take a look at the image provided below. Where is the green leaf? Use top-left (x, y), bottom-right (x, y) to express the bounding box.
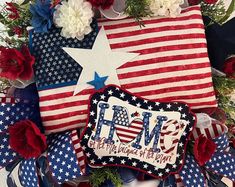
top-left (218, 0), bottom-right (235, 24)
top-left (7, 29), bottom-right (15, 37)
top-left (0, 13), bottom-right (4, 19)
top-left (20, 0), bottom-right (31, 5)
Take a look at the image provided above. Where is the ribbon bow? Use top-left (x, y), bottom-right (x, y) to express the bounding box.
top-left (0, 94), bottom-right (87, 187)
top-left (177, 113), bottom-right (235, 187)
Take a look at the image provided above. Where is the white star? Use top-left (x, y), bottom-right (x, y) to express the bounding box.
top-left (86, 153), bottom-right (91, 157)
top-left (132, 96), bottom-right (137, 100)
top-left (120, 93), bottom-right (125, 98)
top-left (109, 157), bottom-right (114, 162)
top-left (93, 99), bottom-right (98, 104)
top-left (167, 104), bottom-right (171, 108)
top-left (178, 106), bottom-right (183, 111)
top-left (90, 111), bottom-right (95, 116)
top-left (84, 134), bottom-right (89, 139)
top-left (88, 123), bottom-right (92, 127)
top-left (90, 159), bottom-right (95, 164)
top-left (63, 27), bottom-right (139, 95)
top-left (148, 105), bottom-right (153, 110)
top-left (108, 90), bottom-right (113, 95)
top-left (182, 113), bottom-right (186, 118)
top-left (160, 108), bottom-right (164, 112)
top-left (121, 159), bottom-right (126, 164)
top-left (102, 161), bottom-right (107, 165)
top-left (136, 103), bottom-right (141, 108)
top-left (143, 164), bottom-right (148, 169)
top-left (132, 162), bottom-right (137, 166)
top-left (100, 94), bottom-right (105, 100)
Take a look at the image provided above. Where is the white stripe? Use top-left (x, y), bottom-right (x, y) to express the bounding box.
top-left (103, 19), bottom-right (203, 34)
top-left (216, 124), bottom-right (223, 136)
top-left (41, 105), bottom-right (88, 116)
top-left (117, 136), bottom-right (133, 142)
top-left (111, 38), bottom-right (206, 53)
top-left (79, 160), bottom-right (85, 166)
top-left (109, 28), bottom-right (205, 44)
top-left (43, 114), bottom-right (87, 126)
top-left (127, 77), bottom-right (212, 93)
top-left (40, 94), bottom-right (90, 107)
top-left (191, 104), bottom-right (217, 109)
top-left (119, 67), bottom-right (212, 85)
top-left (116, 130), bottom-right (139, 137)
top-left (192, 129), bottom-right (199, 140)
top-left (39, 84), bottom-right (76, 97)
top-left (116, 122), bottom-right (143, 129)
top-left (45, 123), bottom-right (86, 135)
top-left (143, 87), bottom-right (215, 100)
top-left (208, 127), bottom-right (215, 138)
top-left (118, 57), bottom-right (209, 75)
top-left (98, 9), bottom-right (201, 26)
top-left (175, 96), bottom-right (217, 103)
top-left (120, 48), bottom-right (208, 63)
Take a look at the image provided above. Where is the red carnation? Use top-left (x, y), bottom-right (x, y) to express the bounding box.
top-left (6, 2), bottom-right (20, 20)
top-left (203, 0), bottom-right (218, 4)
top-left (0, 45), bottom-right (35, 80)
top-left (88, 0), bottom-right (114, 9)
top-left (9, 120), bottom-right (47, 159)
top-left (223, 56), bottom-right (235, 78)
top-left (188, 0), bottom-right (201, 5)
top-left (193, 135), bottom-right (217, 166)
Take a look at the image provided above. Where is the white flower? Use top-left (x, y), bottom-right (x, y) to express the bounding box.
top-left (53, 0), bottom-right (94, 40)
top-left (150, 0), bottom-right (184, 17)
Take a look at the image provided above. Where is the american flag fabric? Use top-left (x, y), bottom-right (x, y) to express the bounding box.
top-left (98, 5), bottom-right (216, 110)
top-left (33, 5), bottom-right (216, 134)
top-left (32, 22), bottom-right (98, 134)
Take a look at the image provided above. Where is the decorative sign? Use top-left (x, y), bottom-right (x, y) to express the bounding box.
top-left (81, 85), bottom-right (196, 178)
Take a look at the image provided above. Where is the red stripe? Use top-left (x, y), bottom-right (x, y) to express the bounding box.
top-left (212, 124), bottom-right (219, 138)
top-left (103, 14), bottom-right (202, 31)
top-left (107, 24), bottom-right (204, 39)
top-left (118, 62), bottom-right (210, 79)
top-left (72, 139), bottom-right (80, 145)
top-left (44, 119), bottom-right (86, 130)
top-left (131, 120), bottom-right (143, 125)
top-left (116, 128), bottom-right (142, 135)
top-left (120, 72), bottom-right (212, 89)
top-left (130, 43), bottom-right (207, 55)
top-left (132, 82), bottom-right (214, 97)
top-left (156, 91), bottom-right (215, 101)
top-left (196, 127), bottom-right (202, 138)
top-left (40, 99), bottom-right (89, 111)
top-left (110, 33), bottom-right (205, 49)
top-left (119, 53), bottom-right (209, 69)
top-left (39, 88), bottom-right (94, 102)
top-left (116, 132), bottom-right (137, 139)
top-left (205, 128), bottom-right (212, 139)
top-left (41, 110), bottom-right (87, 121)
top-left (189, 100), bottom-right (217, 107)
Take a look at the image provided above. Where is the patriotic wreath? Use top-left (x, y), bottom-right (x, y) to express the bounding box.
top-left (0, 0), bottom-right (235, 187)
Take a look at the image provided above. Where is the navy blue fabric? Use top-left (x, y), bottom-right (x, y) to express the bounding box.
top-left (204, 17), bottom-right (235, 70)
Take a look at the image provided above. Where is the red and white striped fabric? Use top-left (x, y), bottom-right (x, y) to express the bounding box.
top-left (70, 130), bottom-right (86, 174)
top-left (38, 5), bottom-right (217, 134)
top-left (115, 118), bottom-right (143, 143)
top-left (98, 5), bottom-right (216, 110)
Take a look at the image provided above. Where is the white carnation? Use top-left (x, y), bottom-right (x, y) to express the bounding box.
top-left (150, 0), bottom-right (184, 17)
top-left (53, 0), bottom-right (94, 40)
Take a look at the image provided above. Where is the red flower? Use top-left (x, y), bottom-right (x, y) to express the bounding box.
top-left (188, 0), bottom-right (201, 5)
top-left (203, 0), bottom-right (218, 4)
top-left (0, 46), bottom-right (35, 80)
top-left (88, 0), bottom-right (114, 9)
top-left (6, 2), bottom-right (20, 20)
top-left (9, 120), bottom-right (47, 159)
top-left (223, 56), bottom-right (235, 78)
top-left (193, 135), bottom-right (217, 166)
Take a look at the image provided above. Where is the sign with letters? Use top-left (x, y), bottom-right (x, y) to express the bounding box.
top-left (81, 85), bottom-right (196, 178)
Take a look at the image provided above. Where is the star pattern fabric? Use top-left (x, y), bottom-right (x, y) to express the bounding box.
top-left (32, 21), bottom-right (98, 134)
top-left (0, 101), bottom-right (37, 133)
top-left (47, 132), bottom-right (82, 184)
top-left (32, 22), bottom-right (98, 88)
top-left (179, 154), bottom-right (205, 187)
top-left (0, 133), bottom-right (18, 168)
top-left (19, 159), bottom-right (39, 187)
